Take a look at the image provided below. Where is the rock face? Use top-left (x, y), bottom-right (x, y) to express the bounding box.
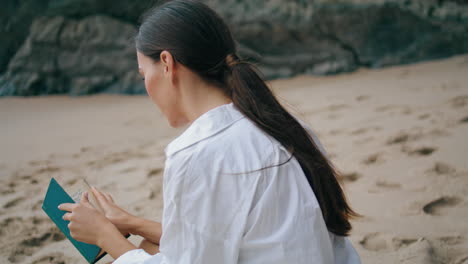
top-left (1, 16), bottom-right (142, 95)
top-left (1, 0), bottom-right (467, 96)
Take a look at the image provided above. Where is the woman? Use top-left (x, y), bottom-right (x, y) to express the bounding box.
top-left (59, 0), bottom-right (361, 263)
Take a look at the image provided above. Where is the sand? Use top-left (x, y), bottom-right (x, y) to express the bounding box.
top-left (1, 54), bottom-right (467, 263)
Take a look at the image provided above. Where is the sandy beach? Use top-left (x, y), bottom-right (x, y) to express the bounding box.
top-left (1, 54), bottom-right (468, 263)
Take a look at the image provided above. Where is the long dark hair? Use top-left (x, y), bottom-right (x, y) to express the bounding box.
top-left (136, 0), bottom-right (359, 236)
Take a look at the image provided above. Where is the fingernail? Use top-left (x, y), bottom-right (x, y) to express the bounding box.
top-left (57, 205), bottom-right (61, 209)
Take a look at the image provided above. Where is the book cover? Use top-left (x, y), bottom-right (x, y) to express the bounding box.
top-left (41, 177), bottom-right (114, 263)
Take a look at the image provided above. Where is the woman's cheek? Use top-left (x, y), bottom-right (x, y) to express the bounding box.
top-left (146, 76), bottom-right (160, 102)
top-left (144, 80), bottom-right (150, 96)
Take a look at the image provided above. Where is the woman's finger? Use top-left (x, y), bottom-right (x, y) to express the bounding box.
top-left (91, 186), bottom-right (110, 209)
top-left (80, 191), bottom-right (93, 208)
top-left (58, 203), bottom-right (77, 212)
top-left (62, 212), bottom-right (72, 221)
top-left (103, 192), bottom-right (114, 203)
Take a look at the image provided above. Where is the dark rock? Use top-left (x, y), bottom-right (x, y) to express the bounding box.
top-left (1, 0), bottom-right (467, 95)
top-left (0, 15), bottom-right (145, 96)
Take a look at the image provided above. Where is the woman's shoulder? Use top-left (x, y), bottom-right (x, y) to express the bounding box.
top-left (190, 112), bottom-right (327, 162)
top-left (197, 116), bottom-right (282, 164)
top-left (222, 114), bottom-right (328, 157)
top-left (164, 109), bottom-right (278, 173)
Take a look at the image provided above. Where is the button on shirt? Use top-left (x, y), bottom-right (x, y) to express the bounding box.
top-left (113, 102), bottom-right (361, 264)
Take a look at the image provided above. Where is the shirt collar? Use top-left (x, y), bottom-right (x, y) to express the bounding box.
top-left (164, 102), bottom-right (245, 157)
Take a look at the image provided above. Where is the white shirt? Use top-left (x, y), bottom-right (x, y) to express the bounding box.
top-left (113, 102), bottom-right (361, 264)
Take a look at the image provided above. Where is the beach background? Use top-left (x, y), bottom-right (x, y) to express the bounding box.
top-left (1, 0), bottom-right (468, 263)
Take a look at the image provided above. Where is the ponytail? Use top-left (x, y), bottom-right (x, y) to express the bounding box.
top-left (225, 54), bottom-right (359, 236)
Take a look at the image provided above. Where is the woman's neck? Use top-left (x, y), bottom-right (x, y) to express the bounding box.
top-left (178, 74), bottom-right (232, 124)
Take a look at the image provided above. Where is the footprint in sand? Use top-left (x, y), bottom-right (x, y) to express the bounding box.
top-left (147, 167), bottom-right (163, 178)
top-left (87, 150), bottom-right (150, 169)
top-left (360, 233), bottom-right (425, 252)
top-left (369, 180), bottom-right (402, 194)
top-left (459, 116), bottom-right (468, 124)
top-left (374, 105), bottom-right (412, 115)
top-left (5, 167), bottom-right (60, 194)
top-left (0, 216), bottom-right (21, 237)
top-left (404, 146), bottom-right (437, 156)
top-left (362, 153), bottom-right (384, 165)
top-left (350, 126), bottom-right (381, 136)
top-left (412, 146), bottom-right (437, 156)
top-left (436, 235), bottom-right (464, 246)
top-left (8, 228), bottom-right (65, 263)
top-left (148, 190), bottom-right (157, 199)
top-left (359, 233), bottom-right (388, 251)
top-left (19, 227), bottom-right (65, 247)
top-left (396, 236), bottom-right (464, 263)
top-left (18, 174), bottom-right (36, 183)
top-left (418, 113), bottom-right (431, 120)
top-left (120, 167), bottom-right (138, 174)
top-left (28, 160), bottom-right (52, 167)
top-left (449, 95), bottom-right (468, 109)
top-left (148, 183), bottom-right (163, 200)
top-left (392, 237), bottom-right (418, 249)
top-left (401, 107), bottom-right (412, 115)
top-left (1, 216), bottom-right (66, 263)
top-left (375, 180), bottom-right (401, 189)
top-left (350, 128), bottom-right (368, 135)
top-left (2, 196), bottom-right (26, 209)
top-left (422, 196), bottom-right (461, 216)
top-left (375, 105), bottom-right (397, 112)
top-left (339, 172), bottom-right (362, 183)
top-left (427, 162), bottom-right (456, 175)
top-left (0, 186), bottom-right (13, 195)
top-left (30, 253), bottom-right (67, 264)
top-left (398, 238), bottom-right (438, 264)
top-left (355, 95), bottom-right (370, 101)
top-left (427, 128), bottom-right (450, 137)
top-left (35, 166), bottom-right (61, 174)
top-left (386, 130), bottom-right (424, 145)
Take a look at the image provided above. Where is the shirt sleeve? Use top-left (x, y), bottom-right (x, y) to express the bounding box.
top-left (112, 149), bottom-right (255, 264)
top-left (112, 249), bottom-right (162, 264)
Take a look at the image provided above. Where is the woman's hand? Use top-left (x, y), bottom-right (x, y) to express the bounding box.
top-left (59, 191), bottom-right (118, 247)
top-left (90, 186), bottom-right (137, 236)
top-left (88, 186), bottom-right (163, 245)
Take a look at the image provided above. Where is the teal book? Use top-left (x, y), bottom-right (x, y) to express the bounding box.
top-left (42, 178), bottom-right (125, 263)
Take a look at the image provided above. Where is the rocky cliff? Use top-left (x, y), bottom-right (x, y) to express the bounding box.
top-left (1, 0), bottom-right (467, 96)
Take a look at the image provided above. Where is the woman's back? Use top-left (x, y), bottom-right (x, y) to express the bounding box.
top-left (152, 103), bottom-right (360, 263)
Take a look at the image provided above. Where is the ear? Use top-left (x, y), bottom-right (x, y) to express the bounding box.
top-left (160, 50), bottom-right (176, 81)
